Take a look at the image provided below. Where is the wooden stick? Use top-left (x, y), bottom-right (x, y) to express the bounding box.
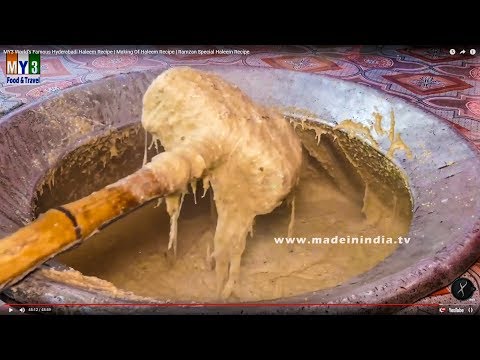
top-left (0, 156), bottom-right (191, 292)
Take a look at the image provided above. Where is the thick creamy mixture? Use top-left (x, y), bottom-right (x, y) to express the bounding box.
top-left (54, 67), bottom-right (412, 302)
top-left (57, 147), bottom-right (411, 302)
top-left (141, 67), bottom-right (302, 298)
top-left (57, 126), bottom-right (412, 302)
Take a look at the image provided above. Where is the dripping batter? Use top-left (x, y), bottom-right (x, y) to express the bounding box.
top-left (141, 67), bottom-right (303, 298)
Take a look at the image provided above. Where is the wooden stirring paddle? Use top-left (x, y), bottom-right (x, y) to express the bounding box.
top-left (0, 151), bottom-right (194, 292)
top-left (0, 66), bottom-right (302, 299)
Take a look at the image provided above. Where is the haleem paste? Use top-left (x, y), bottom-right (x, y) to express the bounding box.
top-left (141, 67), bottom-right (302, 298)
top-left (56, 68), bottom-right (412, 302)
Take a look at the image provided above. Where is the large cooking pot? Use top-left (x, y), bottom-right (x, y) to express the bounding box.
top-left (1, 66), bottom-right (479, 314)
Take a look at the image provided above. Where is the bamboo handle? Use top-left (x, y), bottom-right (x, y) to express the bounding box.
top-left (0, 155), bottom-right (191, 292)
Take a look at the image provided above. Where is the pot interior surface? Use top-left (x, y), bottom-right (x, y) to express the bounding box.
top-left (35, 119), bottom-right (412, 302)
